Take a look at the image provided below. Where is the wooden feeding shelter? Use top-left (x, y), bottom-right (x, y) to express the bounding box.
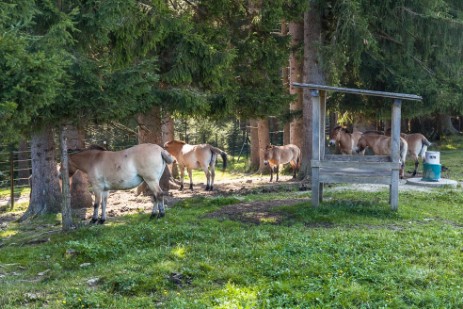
top-left (292, 83), bottom-right (422, 210)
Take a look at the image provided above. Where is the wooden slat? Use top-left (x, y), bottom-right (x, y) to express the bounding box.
top-left (312, 160), bottom-right (400, 170)
top-left (319, 174), bottom-right (393, 184)
top-left (323, 155), bottom-right (392, 162)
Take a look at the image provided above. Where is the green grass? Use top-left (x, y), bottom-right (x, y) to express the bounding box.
top-left (0, 137), bottom-right (462, 308)
top-left (1, 186), bottom-right (463, 308)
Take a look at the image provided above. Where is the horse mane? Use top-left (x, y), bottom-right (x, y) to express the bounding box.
top-left (170, 140), bottom-right (186, 145)
top-left (333, 126), bottom-right (351, 134)
top-left (68, 144), bottom-right (107, 154)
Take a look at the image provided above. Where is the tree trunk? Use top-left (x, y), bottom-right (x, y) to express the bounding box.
top-left (281, 21), bottom-right (291, 146)
top-left (137, 106), bottom-right (171, 191)
top-left (249, 119), bottom-right (260, 171)
top-left (257, 118), bottom-right (270, 173)
top-left (437, 114), bottom-right (460, 135)
top-left (162, 111), bottom-right (179, 180)
top-left (289, 21), bottom-right (304, 150)
top-left (66, 125), bottom-right (93, 211)
top-left (301, 3), bottom-right (325, 179)
top-left (60, 126), bottom-right (73, 230)
top-left (20, 125), bottom-right (62, 221)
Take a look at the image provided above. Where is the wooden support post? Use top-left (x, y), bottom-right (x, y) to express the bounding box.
top-left (319, 90), bottom-right (327, 202)
top-left (9, 150), bottom-right (14, 209)
top-left (390, 99), bottom-right (402, 210)
top-left (311, 89), bottom-right (321, 207)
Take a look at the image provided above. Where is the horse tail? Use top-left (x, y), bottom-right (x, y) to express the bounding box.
top-left (418, 136), bottom-right (432, 159)
top-left (400, 138), bottom-right (408, 165)
top-left (161, 149), bottom-right (175, 164)
top-left (210, 146), bottom-right (228, 171)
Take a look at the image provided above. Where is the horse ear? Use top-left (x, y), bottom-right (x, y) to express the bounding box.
top-left (344, 128), bottom-right (351, 134)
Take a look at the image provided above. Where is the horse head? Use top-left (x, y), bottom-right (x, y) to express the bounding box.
top-left (329, 126), bottom-right (350, 146)
top-left (263, 145), bottom-right (275, 166)
top-left (355, 136), bottom-right (368, 154)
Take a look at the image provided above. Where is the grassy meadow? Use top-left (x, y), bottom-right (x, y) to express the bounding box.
top-left (0, 136), bottom-right (462, 308)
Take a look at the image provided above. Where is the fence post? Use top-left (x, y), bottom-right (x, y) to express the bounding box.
top-left (10, 150), bottom-right (14, 209)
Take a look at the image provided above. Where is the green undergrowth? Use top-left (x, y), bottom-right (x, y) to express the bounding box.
top-left (1, 185), bottom-right (463, 308)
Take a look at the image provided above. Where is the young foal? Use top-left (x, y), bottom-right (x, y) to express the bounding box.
top-left (163, 140), bottom-right (228, 191)
top-left (263, 144), bottom-right (301, 182)
top-left (66, 144), bottom-right (174, 223)
top-left (355, 133), bottom-right (408, 178)
top-left (329, 126), bottom-right (364, 155)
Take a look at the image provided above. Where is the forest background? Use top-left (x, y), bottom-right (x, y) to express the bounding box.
top-left (1, 0), bottom-right (463, 228)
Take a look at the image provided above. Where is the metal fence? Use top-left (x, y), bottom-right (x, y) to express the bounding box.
top-left (0, 144), bottom-right (31, 208)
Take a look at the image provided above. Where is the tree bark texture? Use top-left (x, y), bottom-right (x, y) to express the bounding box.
top-left (137, 106), bottom-right (171, 191)
top-left (301, 4), bottom-right (325, 179)
top-left (289, 21), bottom-right (304, 150)
top-left (20, 125), bottom-right (62, 221)
top-left (60, 126), bottom-right (73, 230)
top-left (249, 119), bottom-right (260, 171)
top-left (257, 118), bottom-right (270, 173)
top-left (66, 125), bottom-right (93, 210)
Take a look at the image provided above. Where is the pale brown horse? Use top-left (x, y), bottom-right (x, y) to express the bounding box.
top-left (263, 144), bottom-right (301, 182)
top-left (355, 133), bottom-right (408, 178)
top-left (385, 129), bottom-right (432, 177)
top-left (66, 144), bottom-right (174, 223)
top-left (163, 140), bottom-right (228, 191)
top-left (329, 126), bottom-right (365, 155)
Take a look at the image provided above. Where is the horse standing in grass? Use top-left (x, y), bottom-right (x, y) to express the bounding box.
top-left (329, 126), bottom-right (365, 155)
top-left (66, 144), bottom-right (174, 223)
top-left (163, 140), bottom-right (228, 191)
top-left (355, 133), bottom-right (408, 178)
top-left (263, 144), bottom-right (301, 182)
top-left (385, 129), bottom-right (432, 177)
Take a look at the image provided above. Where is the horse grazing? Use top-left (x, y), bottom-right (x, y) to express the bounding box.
top-left (329, 126), bottom-right (364, 155)
top-left (66, 144), bottom-right (174, 223)
top-left (384, 129), bottom-right (432, 177)
top-left (163, 140), bottom-right (228, 191)
top-left (263, 144), bottom-right (301, 182)
top-left (355, 134), bottom-right (408, 178)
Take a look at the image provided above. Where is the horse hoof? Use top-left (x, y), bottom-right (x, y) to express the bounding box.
top-left (98, 219), bottom-right (106, 224)
top-left (179, 185), bottom-right (184, 191)
top-left (90, 218), bottom-right (98, 224)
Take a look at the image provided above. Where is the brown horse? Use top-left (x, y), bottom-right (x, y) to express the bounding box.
top-left (355, 134), bottom-right (408, 178)
top-left (163, 140), bottom-right (227, 191)
top-left (384, 129), bottom-right (432, 177)
top-left (263, 144), bottom-right (301, 182)
top-left (329, 126), bottom-right (364, 155)
top-left (66, 144), bottom-right (174, 223)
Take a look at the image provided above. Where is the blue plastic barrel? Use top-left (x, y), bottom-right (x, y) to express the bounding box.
top-left (422, 163), bottom-right (441, 182)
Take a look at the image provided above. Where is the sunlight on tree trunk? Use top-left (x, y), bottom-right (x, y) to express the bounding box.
top-left (289, 21), bottom-right (304, 150)
top-left (301, 3), bottom-right (325, 180)
top-left (249, 119), bottom-right (260, 171)
top-left (66, 125), bottom-right (92, 211)
top-left (20, 125), bottom-right (62, 221)
top-left (60, 126), bottom-right (73, 231)
top-left (257, 118), bottom-right (270, 174)
top-left (137, 106), bottom-right (172, 191)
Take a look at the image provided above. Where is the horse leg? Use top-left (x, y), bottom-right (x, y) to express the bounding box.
top-left (203, 165), bottom-right (211, 191)
top-left (98, 191), bottom-right (109, 224)
top-left (187, 168), bottom-right (194, 190)
top-left (145, 180), bottom-right (165, 219)
top-left (91, 191), bottom-right (101, 224)
top-left (179, 165), bottom-right (185, 191)
top-left (276, 165), bottom-right (280, 182)
top-left (412, 158), bottom-right (419, 177)
top-left (291, 161), bottom-right (297, 179)
top-left (210, 166), bottom-right (215, 191)
top-left (269, 165), bottom-right (273, 182)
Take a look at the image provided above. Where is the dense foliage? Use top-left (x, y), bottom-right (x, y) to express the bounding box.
top-left (320, 0), bottom-right (463, 118)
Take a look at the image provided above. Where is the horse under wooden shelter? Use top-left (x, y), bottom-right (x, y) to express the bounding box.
top-left (292, 83), bottom-right (422, 210)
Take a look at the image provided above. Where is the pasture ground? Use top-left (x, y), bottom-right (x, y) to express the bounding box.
top-left (0, 135), bottom-right (462, 308)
